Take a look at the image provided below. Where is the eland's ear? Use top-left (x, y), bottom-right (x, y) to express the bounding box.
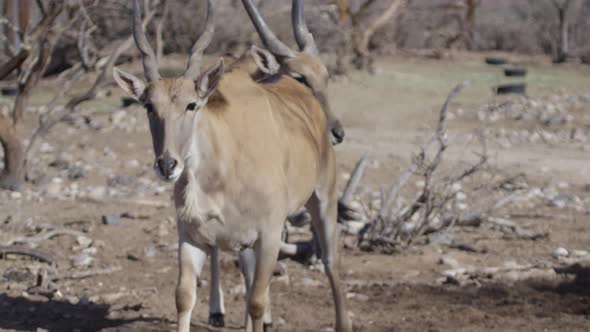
top-left (196, 58), bottom-right (224, 99)
top-left (113, 68), bottom-right (146, 101)
top-left (250, 45), bottom-right (280, 75)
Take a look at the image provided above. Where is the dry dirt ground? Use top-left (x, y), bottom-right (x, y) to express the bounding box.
top-left (1, 52), bottom-right (590, 331)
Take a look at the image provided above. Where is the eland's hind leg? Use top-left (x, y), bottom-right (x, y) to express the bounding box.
top-left (306, 191), bottom-right (352, 332)
top-left (176, 235), bottom-right (208, 332)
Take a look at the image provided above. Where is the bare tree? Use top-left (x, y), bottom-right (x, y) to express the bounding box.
top-left (549, 0), bottom-right (583, 63)
top-left (155, 0), bottom-right (169, 62)
top-left (335, 0), bottom-right (407, 72)
top-left (0, 1), bottom-right (155, 190)
top-left (464, 0), bottom-right (480, 48)
top-left (0, 2), bottom-right (64, 190)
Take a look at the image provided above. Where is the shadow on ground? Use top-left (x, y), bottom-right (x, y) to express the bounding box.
top-left (0, 294), bottom-right (169, 331)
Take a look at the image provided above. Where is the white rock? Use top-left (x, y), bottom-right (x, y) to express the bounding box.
top-left (346, 292), bottom-right (369, 302)
top-left (455, 192), bottom-right (466, 201)
top-left (570, 250), bottom-right (589, 257)
top-left (439, 256), bottom-right (460, 269)
top-left (87, 186), bottom-right (106, 200)
top-left (72, 253), bottom-right (93, 267)
top-left (229, 284), bottom-right (246, 296)
top-left (76, 236), bottom-right (92, 248)
top-left (301, 277), bottom-right (322, 287)
top-left (553, 247), bottom-right (569, 258)
top-left (127, 159), bottom-right (140, 168)
top-left (39, 142), bottom-right (54, 153)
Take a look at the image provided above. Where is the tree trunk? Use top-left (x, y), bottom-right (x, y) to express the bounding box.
top-left (155, 0), bottom-right (169, 63)
top-left (336, 0), bottom-right (351, 24)
top-left (351, 0), bottom-right (405, 71)
top-left (555, 4), bottom-right (569, 63)
top-left (465, 0), bottom-right (479, 49)
top-left (0, 115), bottom-right (24, 190)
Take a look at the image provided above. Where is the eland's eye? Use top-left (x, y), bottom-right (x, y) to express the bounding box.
top-left (186, 102), bottom-right (197, 111)
top-left (145, 103), bottom-right (155, 114)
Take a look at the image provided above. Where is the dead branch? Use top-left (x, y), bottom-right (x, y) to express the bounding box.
top-left (4, 228), bottom-right (88, 247)
top-left (0, 246), bottom-right (56, 264)
top-left (359, 82), bottom-right (470, 253)
top-left (0, 48), bottom-right (29, 80)
top-left (24, 10), bottom-right (155, 163)
top-left (487, 217), bottom-right (548, 240)
top-left (53, 266), bottom-right (122, 281)
top-left (341, 154), bottom-right (369, 205)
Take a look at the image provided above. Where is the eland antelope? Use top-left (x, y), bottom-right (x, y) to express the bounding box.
top-left (113, 0), bottom-right (352, 331)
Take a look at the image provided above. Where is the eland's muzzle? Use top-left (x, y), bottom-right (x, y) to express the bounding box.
top-left (156, 156), bottom-right (178, 179)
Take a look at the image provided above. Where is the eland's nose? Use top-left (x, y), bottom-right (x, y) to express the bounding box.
top-left (157, 157), bottom-right (178, 177)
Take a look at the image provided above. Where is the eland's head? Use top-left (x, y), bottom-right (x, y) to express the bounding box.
top-left (113, 0), bottom-right (223, 182)
top-left (242, 0), bottom-right (343, 144)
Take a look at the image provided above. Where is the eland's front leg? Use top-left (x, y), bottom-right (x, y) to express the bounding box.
top-left (239, 248), bottom-right (274, 332)
top-left (246, 237), bottom-right (281, 332)
top-left (208, 247), bottom-right (226, 327)
top-left (176, 238), bottom-right (207, 332)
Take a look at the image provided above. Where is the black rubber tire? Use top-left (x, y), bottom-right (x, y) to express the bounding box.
top-left (504, 68), bottom-right (527, 77)
top-left (1, 87), bottom-right (18, 96)
top-left (495, 83), bottom-right (526, 95)
top-left (485, 57), bottom-right (508, 65)
top-left (122, 97), bottom-right (139, 107)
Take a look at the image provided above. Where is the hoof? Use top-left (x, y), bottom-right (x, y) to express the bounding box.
top-left (331, 127), bottom-right (345, 145)
top-left (263, 322), bottom-right (273, 332)
top-left (208, 313), bottom-right (225, 327)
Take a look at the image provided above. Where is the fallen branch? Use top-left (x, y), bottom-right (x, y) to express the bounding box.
top-left (359, 82), bottom-right (470, 253)
top-left (0, 245), bottom-right (55, 264)
top-left (487, 217), bottom-right (547, 240)
top-left (53, 265), bottom-right (122, 281)
top-left (4, 228), bottom-right (87, 247)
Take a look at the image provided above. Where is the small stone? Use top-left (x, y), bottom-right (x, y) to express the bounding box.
top-left (553, 247), bottom-right (569, 258)
top-left (346, 292), bottom-right (369, 302)
top-left (111, 110), bottom-right (127, 124)
top-left (39, 142), bottom-right (54, 153)
top-left (229, 284), bottom-right (246, 296)
top-left (76, 236), bottom-right (92, 248)
top-left (127, 159), bottom-right (140, 168)
top-left (301, 277), bottom-right (321, 287)
top-left (438, 256), bottom-right (460, 269)
top-left (570, 250), bottom-right (589, 257)
top-left (78, 296), bottom-right (90, 305)
top-left (143, 245), bottom-right (158, 258)
top-left (273, 274), bottom-right (290, 287)
top-left (87, 186), bottom-right (106, 200)
top-left (72, 253), bottom-right (93, 267)
top-left (156, 224), bottom-right (169, 237)
top-left (107, 175), bottom-right (137, 188)
top-left (44, 181), bottom-right (62, 197)
top-left (102, 214), bottom-right (121, 225)
top-left (52, 290), bottom-right (64, 299)
top-left (273, 261), bottom-right (288, 276)
top-left (67, 166), bottom-right (86, 180)
top-left (82, 247), bottom-right (97, 255)
top-left (429, 231), bottom-right (453, 245)
top-left (10, 191), bottom-right (22, 199)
